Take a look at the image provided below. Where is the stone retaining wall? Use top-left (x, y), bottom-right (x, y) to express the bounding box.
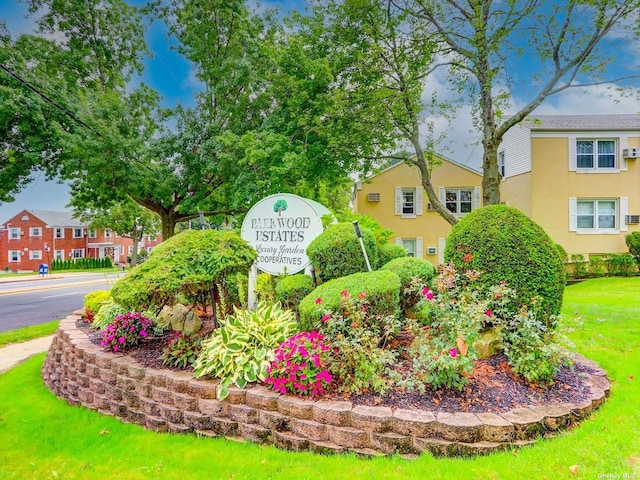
top-left (41, 313), bottom-right (611, 457)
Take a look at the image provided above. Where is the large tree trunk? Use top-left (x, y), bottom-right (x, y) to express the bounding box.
top-left (159, 211), bottom-right (178, 240)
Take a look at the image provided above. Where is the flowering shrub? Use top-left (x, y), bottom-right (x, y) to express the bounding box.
top-left (100, 312), bottom-right (151, 352)
top-left (161, 332), bottom-right (202, 369)
top-left (264, 331), bottom-right (332, 396)
top-left (317, 290), bottom-right (399, 394)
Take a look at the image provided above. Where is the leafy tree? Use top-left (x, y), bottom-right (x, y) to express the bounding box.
top-left (397, 0), bottom-right (640, 205)
top-left (72, 199), bottom-right (161, 267)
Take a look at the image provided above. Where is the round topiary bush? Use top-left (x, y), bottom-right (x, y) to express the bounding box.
top-left (275, 274), bottom-right (315, 312)
top-left (444, 205), bottom-right (565, 316)
top-left (377, 243), bottom-right (407, 267)
top-left (111, 230), bottom-right (257, 311)
top-left (298, 270), bottom-right (401, 331)
top-left (380, 257), bottom-right (436, 313)
top-left (306, 222), bottom-right (378, 283)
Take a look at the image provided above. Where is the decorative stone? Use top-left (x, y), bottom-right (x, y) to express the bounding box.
top-left (392, 409), bottom-right (437, 437)
top-left (152, 387), bottom-right (174, 405)
top-left (164, 371), bottom-right (193, 393)
top-left (228, 404), bottom-right (258, 424)
top-left (274, 431), bottom-right (310, 452)
top-left (198, 398), bottom-right (227, 417)
top-left (499, 408), bottom-right (546, 440)
top-left (162, 405), bottom-right (184, 424)
top-left (210, 417), bottom-right (239, 436)
top-left (473, 328), bottom-right (503, 359)
top-left (173, 393), bottom-right (198, 411)
top-left (370, 431), bottom-right (414, 454)
top-left (245, 386), bottom-right (280, 411)
top-left (329, 426), bottom-right (369, 449)
top-left (414, 437), bottom-right (459, 457)
top-left (529, 405), bottom-right (572, 431)
top-left (291, 418), bottom-right (329, 442)
top-left (240, 423), bottom-right (272, 444)
top-left (309, 440), bottom-right (348, 455)
top-left (313, 400), bottom-right (352, 426)
top-left (187, 379), bottom-right (218, 399)
top-left (168, 422), bottom-right (192, 434)
top-left (183, 411), bottom-right (212, 430)
top-left (159, 304), bottom-right (202, 334)
top-left (278, 395), bottom-right (314, 419)
top-left (437, 412), bottom-right (483, 443)
top-left (351, 405), bottom-right (393, 433)
top-left (259, 410), bottom-right (290, 432)
top-left (146, 416), bottom-right (168, 432)
top-left (128, 409), bottom-right (146, 425)
top-left (475, 412), bottom-right (515, 442)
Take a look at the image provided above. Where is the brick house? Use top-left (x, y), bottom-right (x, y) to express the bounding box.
top-left (0, 210), bottom-right (160, 272)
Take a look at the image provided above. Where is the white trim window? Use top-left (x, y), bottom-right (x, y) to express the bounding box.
top-left (9, 251), bottom-right (20, 262)
top-left (10, 228), bottom-right (20, 240)
top-left (73, 228), bottom-right (83, 238)
top-left (29, 250), bottom-right (42, 260)
top-left (29, 227), bottom-right (42, 237)
top-left (88, 229), bottom-right (97, 238)
top-left (55, 250), bottom-right (64, 260)
top-left (72, 249), bottom-right (84, 259)
top-left (394, 187), bottom-right (423, 217)
top-left (438, 186), bottom-right (481, 215)
top-left (570, 139), bottom-right (617, 171)
top-left (104, 229), bottom-right (112, 238)
top-left (55, 228), bottom-right (64, 239)
top-left (498, 151), bottom-right (506, 177)
top-left (395, 237), bottom-right (423, 258)
top-left (569, 198), bottom-right (620, 232)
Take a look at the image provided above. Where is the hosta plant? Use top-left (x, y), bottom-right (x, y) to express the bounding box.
top-left (264, 331), bottom-right (332, 396)
top-left (100, 312), bottom-right (151, 353)
top-left (192, 302), bottom-right (297, 400)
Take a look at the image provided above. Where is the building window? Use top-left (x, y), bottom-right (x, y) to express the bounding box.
top-left (445, 188), bottom-right (473, 215)
top-left (576, 139), bottom-right (616, 169)
top-left (73, 228), bottom-right (83, 238)
top-left (88, 229), bottom-right (97, 238)
top-left (401, 239), bottom-right (416, 257)
top-left (29, 250), bottom-right (42, 260)
top-left (29, 227), bottom-right (42, 237)
top-left (72, 249), bottom-right (84, 259)
top-left (104, 229), bottom-right (112, 238)
top-left (9, 251), bottom-right (20, 262)
top-left (55, 228), bottom-right (64, 239)
top-left (577, 199), bottom-right (617, 230)
top-left (10, 228), bottom-right (20, 239)
top-left (55, 250), bottom-right (64, 261)
top-left (498, 151), bottom-right (505, 177)
top-left (402, 189), bottom-right (415, 215)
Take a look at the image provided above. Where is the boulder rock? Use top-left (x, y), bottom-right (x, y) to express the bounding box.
top-left (159, 304), bottom-right (202, 334)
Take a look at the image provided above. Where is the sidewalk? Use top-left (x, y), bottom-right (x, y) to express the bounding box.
top-left (0, 335), bottom-right (54, 374)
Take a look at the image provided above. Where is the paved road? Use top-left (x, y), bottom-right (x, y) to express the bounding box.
top-left (0, 272), bottom-right (124, 332)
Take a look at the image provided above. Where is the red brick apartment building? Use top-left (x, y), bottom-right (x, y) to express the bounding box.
top-left (0, 210), bottom-right (161, 272)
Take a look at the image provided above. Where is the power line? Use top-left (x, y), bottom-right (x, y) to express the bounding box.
top-left (0, 63), bottom-right (103, 137)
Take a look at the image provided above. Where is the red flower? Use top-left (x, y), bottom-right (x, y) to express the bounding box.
top-left (315, 297), bottom-right (322, 305)
top-left (341, 290), bottom-right (349, 298)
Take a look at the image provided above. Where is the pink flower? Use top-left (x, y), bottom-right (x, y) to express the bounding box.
top-left (140, 330), bottom-right (148, 338)
top-left (422, 287), bottom-right (434, 300)
top-left (449, 348), bottom-right (458, 358)
top-left (317, 370), bottom-right (333, 383)
top-left (485, 310), bottom-right (492, 318)
top-left (321, 314), bottom-right (331, 323)
top-left (358, 291), bottom-right (367, 299)
top-left (315, 297), bottom-right (322, 305)
top-left (118, 337), bottom-right (126, 344)
top-left (341, 290), bottom-right (349, 298)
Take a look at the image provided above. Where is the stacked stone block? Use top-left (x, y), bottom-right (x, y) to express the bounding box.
top-left (41, 313), bottom-right (611, 457)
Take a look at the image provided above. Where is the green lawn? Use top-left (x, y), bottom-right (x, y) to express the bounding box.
top-left (0, 320), bottom-right (60, 347)
top-left (0, 278), bottom-right (638, 479)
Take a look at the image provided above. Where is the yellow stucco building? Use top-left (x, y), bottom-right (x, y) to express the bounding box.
top-left (499, 114), bottom-right (640, 257)
top-left (353, 156), bottom-right (482, 265)
top-left (354, 114), bottom-right (640, 264)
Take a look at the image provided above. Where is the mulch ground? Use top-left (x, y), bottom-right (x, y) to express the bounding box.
top-left (78, 318), bottom-right (594, 414)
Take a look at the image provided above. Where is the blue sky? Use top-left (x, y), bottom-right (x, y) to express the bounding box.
top-left (1, 0), bottom-right (640, 223)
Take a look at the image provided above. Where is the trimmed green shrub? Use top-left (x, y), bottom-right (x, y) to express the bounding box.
top-left (605, 253), bottom-right (638, 277)
top-left (444, 205), bottom-right (565, 316)
top-left (588, 256), bottom-right (606, 277)
top-left (307, 222), bottom-right (378, 283)
top-left (380, 256), bottom-right (436, 313)
top-left (570, 254), bottom-right (588, 279)
top-left (555, 243), bottom-right (568, 263)
top-left (110, 230), bottom-right (257, 311)
top-left (335, 211), bottom-right (394, 246)
top-left (83, 290), bottom-right (111, 322)
top-left (93, 299), bottom-right (128, 330)
top-left (377, 243), bottom-right (407, 267)
top-left (626, 232), bottom-right (640, 266)
top-left (192, 302), bottom-right (297, 400)
top-left (298, 270), bottom-right (401, 331)
top-left (275, 274), bottom-right (315, 312)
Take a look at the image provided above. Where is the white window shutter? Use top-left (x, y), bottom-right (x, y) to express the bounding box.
top-left (416, 237), bottom-right (423, 258)
top-left (395, 237), bottom-right (403, 246)
top-left (394, 187), bottom-right (402, 215)
top-left (438, 187), bottom-right (445, 202)
top-left (415, 187), bottom-right (423, 215)
top-left (437, 237), bottom-right (446, 265)
top-left (621, 197), bottom-right (629, 232)
top-left (569, 197), bottom-right (577, 231)
top-left (568, 136), bottom-right (577, 171)
top-left (620, 137), bottom-right (628, 171)
top-left (473, 186), bottom-right (481, 210)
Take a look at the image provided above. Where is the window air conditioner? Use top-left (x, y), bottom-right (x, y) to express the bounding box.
top-left (625, 215), bottom-right (640, 225)
top-left (367, 193), bottom-right (381, 202)
top-left (622, 148), bottom-right (640, 159)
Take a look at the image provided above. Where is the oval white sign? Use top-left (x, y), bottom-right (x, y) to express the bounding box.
top-left (240, 194), bottom-right (325, 275)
